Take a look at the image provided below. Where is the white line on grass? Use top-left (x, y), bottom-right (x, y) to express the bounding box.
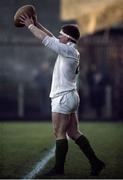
top-left (23, 146), bottom-right (55, 179)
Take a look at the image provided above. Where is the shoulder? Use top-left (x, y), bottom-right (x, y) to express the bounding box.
top-left (67, 43), bottom-right (80, 59)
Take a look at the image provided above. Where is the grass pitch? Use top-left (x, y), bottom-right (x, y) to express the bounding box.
top-left (0, 121), bottom-right (123, 179)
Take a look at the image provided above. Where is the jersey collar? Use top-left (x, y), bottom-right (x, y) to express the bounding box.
top-left (67, 41), bottom-right (76, 48)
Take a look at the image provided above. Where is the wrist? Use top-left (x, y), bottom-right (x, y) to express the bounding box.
top-left (28, 24), bottom-right (34, 30)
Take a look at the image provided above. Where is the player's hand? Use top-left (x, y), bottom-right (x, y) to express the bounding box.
top-left (19, 14), bottom-right (34, 27)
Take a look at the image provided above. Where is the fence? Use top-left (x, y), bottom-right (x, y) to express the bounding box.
top-left (0, 36), bottom-right (123, 121)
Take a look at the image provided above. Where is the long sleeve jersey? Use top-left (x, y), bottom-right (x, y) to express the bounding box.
top-left (42, 36), bottom-right (80, 98)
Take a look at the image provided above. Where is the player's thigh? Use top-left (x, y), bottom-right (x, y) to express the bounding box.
top-left (52, 112), bottom-right (70, 133)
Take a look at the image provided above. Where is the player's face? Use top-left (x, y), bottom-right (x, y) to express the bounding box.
top-left (58, 34), bottom-right (69, 44)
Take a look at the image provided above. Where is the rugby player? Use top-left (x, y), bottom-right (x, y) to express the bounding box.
top-left (20, 14), bottom-right (105, 176)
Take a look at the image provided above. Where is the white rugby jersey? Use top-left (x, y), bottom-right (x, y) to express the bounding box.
top-left (42, 36), bottom-right (80, 98)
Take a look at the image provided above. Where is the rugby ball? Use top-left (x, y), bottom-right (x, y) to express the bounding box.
top-left (14, 5), bottom-right (36, 27)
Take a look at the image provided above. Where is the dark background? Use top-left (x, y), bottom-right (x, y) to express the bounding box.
top-left (0, 0), bottom-right (123, 121)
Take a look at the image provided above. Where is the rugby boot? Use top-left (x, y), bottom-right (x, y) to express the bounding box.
top-left (45, 139), bottom-right (68, 177)
top-left (90, 159), bottom-right (106, 176)
top-left (75, 135), bottom-right (105, 175)
top-left (44, 166), bottom-right (64, 176)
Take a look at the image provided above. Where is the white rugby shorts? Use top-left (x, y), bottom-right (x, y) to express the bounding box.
top-left (51, 91), bottom-right (80, 114)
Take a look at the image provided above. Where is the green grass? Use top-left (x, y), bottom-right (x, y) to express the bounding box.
top-left (0, 122), bottom-right (123, 179)
top-left (0, 122), bottom-right (54, 179)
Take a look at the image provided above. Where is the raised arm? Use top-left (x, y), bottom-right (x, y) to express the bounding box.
top-left (19, 14), bottom-right (53, 40)
top-left (35, 21), bottom-right (53, 37)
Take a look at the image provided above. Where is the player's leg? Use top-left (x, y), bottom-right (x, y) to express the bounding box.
top-left (67, 112), bottom-right (82, 139)
top-left (52, 112), bottom-right (70, 139)
top-left (67, 113), bottom-right (105, 176)
top-left (46, 112), bottom-right (70, 176)
top-left (67, 113), bottom-right (99, 162)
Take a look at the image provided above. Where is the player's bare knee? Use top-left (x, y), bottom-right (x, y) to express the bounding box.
top-left (56, 129), bottom-right (66, 139)
top-left (67, 131), bottom-right (75, 140)
top-left (68, 135), bottom-right (75, 140)
top-left (67, 130), bottom-right (81, 140)
top-left (53, 127), bottom-right (61, 137)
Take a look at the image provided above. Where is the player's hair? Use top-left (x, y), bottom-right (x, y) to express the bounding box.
top-left (61, 24), bottom-right (80, 43)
